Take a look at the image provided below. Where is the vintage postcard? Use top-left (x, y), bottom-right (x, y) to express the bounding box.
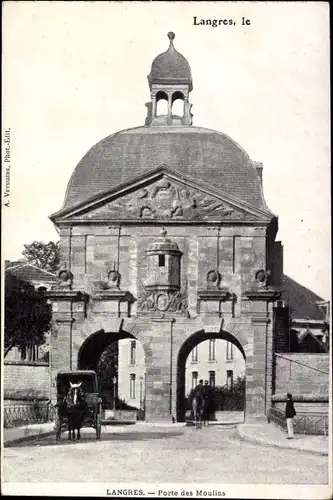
top-left (1, 1), bottom-right (331, 498)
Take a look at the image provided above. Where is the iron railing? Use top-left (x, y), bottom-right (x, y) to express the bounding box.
top-left (294, 412), bottom-right (329, 436)
top-left (268, 406), bottom-right (329, 435)
top-left (4, 401), bottom-right (56, 428)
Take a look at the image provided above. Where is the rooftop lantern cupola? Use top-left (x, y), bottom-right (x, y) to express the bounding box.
top-left (145, 32), bottom-right (193, 127)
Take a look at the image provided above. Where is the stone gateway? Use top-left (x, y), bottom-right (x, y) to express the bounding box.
top-left (47, 33), bottom-right (283, 423)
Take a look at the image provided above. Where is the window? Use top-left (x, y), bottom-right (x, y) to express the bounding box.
top-left (156, 91), bottom-right (168, 116)
top-left (226, 342), bottom-right (233, 360)
top-left (208, 339), bottom-right (216, 361)
top-left (209, 371), bottom-right (216, 387)
top-left (192, 371), bottom-right (198, 389)
top-left (158, 254), bottom-right (165, 267)
top-left (130, 341), bottom-right (136, 365)
top-left (130, 374), bottom-right (136, 399)
top-left (191, 346), bottom-right (198, 362)
top-left (171, 91), bottom-right (184, 116)
top-left (227, 370), bottom-right (233, 390)
top-left (20, 345), bottom-right (39, 361)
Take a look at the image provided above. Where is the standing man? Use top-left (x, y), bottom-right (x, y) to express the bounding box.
top-left (285, 393), bottom-right (296, 439)
top-left (193, 379), bottom-right (204, 402)
top-left (192, 379), bottom-right (204, 421)
top-left (203, 380), bottom-right (214, 423)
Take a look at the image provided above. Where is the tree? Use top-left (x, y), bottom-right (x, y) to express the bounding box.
top-left (22, 240), bottom-right (60, 274)
top-left (213, 376), bottom-right (246, 411)
top-left (97, 342), bottom-right (119, 399)
top-left (5, 273), bottom-right (52, 357)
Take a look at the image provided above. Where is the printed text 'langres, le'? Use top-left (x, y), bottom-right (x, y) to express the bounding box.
top-left (193, 16), bottom-right (251, 27)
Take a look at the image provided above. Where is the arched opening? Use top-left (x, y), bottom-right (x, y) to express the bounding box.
top-left (171, 91), bottom-right (184, 117)
top-left (155, 91), bottom-right (168, 116)
top-left (176, 330), bottom-right (246, 423)
top-left (78, 330), bottom-right (146, 418)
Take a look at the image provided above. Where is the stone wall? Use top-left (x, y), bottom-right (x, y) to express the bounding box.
top-left (4, 361), bottom-right (50, 400)
top-left (49, 223), bottom-right (277, 422)
top-left (273, 353), bottom-right (329, 396)
top-left (63, 225), bottom-right (270, 299)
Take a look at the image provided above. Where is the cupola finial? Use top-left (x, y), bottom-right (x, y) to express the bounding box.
top-left (167, 32), bottom-right (175, 46)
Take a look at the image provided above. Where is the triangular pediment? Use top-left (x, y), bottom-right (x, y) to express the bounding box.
top-left (51, 166), bottom-right (274, 223)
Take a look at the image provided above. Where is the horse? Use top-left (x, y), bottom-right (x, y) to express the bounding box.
top-left (202, 397), bottom-right (211, 426)
top-left (192, 394), bottom-right (205, 428)
top-left (63, 381), bottom-right (87, 441)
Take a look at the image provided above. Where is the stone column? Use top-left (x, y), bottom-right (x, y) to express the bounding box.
top-left (248, 313), bottom-right (269, 421)
top-left (244, 293), bottom-right (279, 422)
top-left (265, 301), bottom-right (274, 411)
top-left (144, 318), bottom-right (174, 422)
top-left (50, 312), bottom-right (75, 404)
top-left (168, 92), bottom-right (172, 117)
top-left (48, 290), bottom-right (88, 404)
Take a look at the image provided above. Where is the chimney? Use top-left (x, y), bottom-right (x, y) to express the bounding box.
top-left (253, 161), bottom-right (263, 186)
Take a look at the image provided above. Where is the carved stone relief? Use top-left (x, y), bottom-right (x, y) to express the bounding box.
top-left (79, 176), bottom-right (250, 221)
top-left (138, 280), bottom-right (188, 314)
top-left (54, 270), bottom-right (73, 290)
top-left (93, 267), bottom-right (121, 291)
top-left (206, 270), bottom-right (222, 289)
top-left (254, 269), bottom-right (272, 289)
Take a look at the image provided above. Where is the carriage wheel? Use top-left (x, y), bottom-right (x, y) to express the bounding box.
top-left (96, 413), bottom-right (101, 440)
top-left (55, 416), bottom-right (62, 441)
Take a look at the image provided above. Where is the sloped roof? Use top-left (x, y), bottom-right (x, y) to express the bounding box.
top-left (281, 274), bottom-right (327, 320)
top-left (5, 263), bottom-right (57, 284)
top-left (60, 126), bottom-right (269, 213)
top-left (297, 329), bottom-right (328, 352)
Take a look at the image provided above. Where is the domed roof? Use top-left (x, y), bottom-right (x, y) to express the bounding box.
top-left (148, 229), bottom-right (181, 253)
top-left (61, 126), bottom-right (270, 213)
top-left (148, 32), bottom-right (193, 91)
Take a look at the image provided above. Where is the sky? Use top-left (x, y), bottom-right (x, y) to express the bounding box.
top-left (2, 1), bottom-right (330, 300)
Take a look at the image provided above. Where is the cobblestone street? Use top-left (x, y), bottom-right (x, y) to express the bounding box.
top-left (3, 424), bottom-right (328, 486)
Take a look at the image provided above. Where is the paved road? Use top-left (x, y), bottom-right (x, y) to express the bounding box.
top-left (3, 424), bottom-right (328, 485)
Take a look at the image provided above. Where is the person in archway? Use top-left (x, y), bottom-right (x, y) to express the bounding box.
top-left (192, 379), bottom-right (204, 421)
top-left (193, 379), bottom-right (204, 401)
top-left (285, 393), bottom-right (296, 439)
top-left (203, 380), bottom-right (214, 423)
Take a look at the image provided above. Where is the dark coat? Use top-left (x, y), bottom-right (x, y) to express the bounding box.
top-left (194, 384), bottom-right (205, 401)
top-left (285, 399), bottom-right (296, 419)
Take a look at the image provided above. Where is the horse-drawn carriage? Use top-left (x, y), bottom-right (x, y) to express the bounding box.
top-left (54, 370), bottom-right (102, 441)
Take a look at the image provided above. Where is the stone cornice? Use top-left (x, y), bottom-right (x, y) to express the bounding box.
top-left (242, 288), bottom-right (281, 302)
top-left (45, 290), bottom-right (88, 302)
top-left (197, 289), bottom-right (235, 302)
top-left (251, 314), bottom-right (271, 325)
top-left (54, 218), bottom-right (272, 227)
top-left (92, 290), bottom-right (135, 302)
top-left (55, 316), bottom-right (76, 324)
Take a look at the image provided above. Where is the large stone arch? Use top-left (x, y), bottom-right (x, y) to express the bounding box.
top-left (176, 328), bottom-right (248, 421)
top-left (77, 328), bottom-right (139, 370)
top-left (77, 327), bottom-right (147, 407)
top-left (76, 319), bottom-right (150, 371)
